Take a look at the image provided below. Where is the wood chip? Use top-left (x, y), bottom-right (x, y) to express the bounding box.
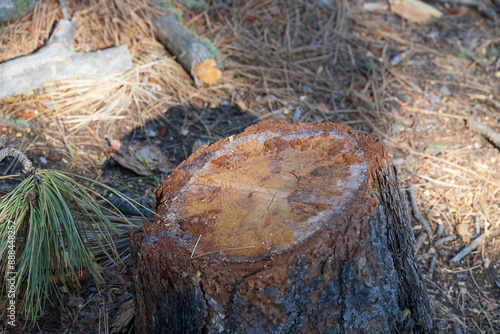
top-left (390, 0), bottom-right (443, 24)
top-left (67, 296), bottom-right (85, 308)
top-left (111, 299), bottom-right (135, 333)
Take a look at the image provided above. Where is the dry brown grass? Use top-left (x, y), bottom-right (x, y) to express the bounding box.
top-left (347, 4), bottom-right (499, 332)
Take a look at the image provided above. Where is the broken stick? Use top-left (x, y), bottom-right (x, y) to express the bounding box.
top-left (150, 6), bottom-right (221, 86)
top-left (409, 184), bottom-right (433, 236)
top-left (427, 256), bottom-right (437, 280)
top-left (450, 235), bottom-right (485, 264)
top-left (468, 119), bottom-right (500, 149)
top-left (0, 18), bottom-right (132, 100)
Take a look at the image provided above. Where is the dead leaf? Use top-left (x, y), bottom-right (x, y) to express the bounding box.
top-left (382, 138), bottom-right (414, 152)
top-left (67, 296), bottom-right (85, 308)
top-left (482, 298), bottom-right (496, 312)
top-left (105, 270), bottom-right (127, 285)
top-left (195, 59), bottom-right (222, 86)
top-left (159, 125), bottom-right (167, 137)
top-left (16, 112), bottom-right (37, 118)
top-left (317, 104), bottom-right (330, 112)
top-left (111, 141), bottom-right (175, 176)
top-left (109, 138), bottom-right (122, 151)
top-left (390, 0), bottom-right (443, 24)
top-left (235, 99), bottom-right (248, 112)
top-left (111, 299), bottom-right (135, 333)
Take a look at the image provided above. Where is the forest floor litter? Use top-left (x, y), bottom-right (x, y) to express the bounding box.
top-left (0, 0), bottom-right (499, 332)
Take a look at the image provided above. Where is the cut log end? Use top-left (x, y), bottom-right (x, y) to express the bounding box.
top-left (159, 126), bottom-right (367, 259)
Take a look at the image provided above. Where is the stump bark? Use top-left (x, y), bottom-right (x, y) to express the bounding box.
top-left (130, 120), bottom-right (436, 333)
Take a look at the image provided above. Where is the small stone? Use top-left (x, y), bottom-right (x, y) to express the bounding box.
top-left (392, 158), bottom-right (406, 165)
top-left (331, 92), bottom-right (340, 101)
top-left (302, 84), bottom-right (313, 93)
top-left (390, 50), bottom-right (410, 66)
top-left (429, 94), bottom-right (442, 104)
top-left (439, 86), bottom-right (451, 96)
top-left (40, 156), bottom-right (47, 164)
top-left (292, 107), bottom-right (301, 122)
top-left (394, 124), bottom-right (406, 133)
top-left (473, 141), bottom-right (482, 149)
top-left (391, 91), bottom-right (408, 103)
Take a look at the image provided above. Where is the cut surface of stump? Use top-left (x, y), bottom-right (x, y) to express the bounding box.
top-left (165, 130), bottom-right (366, 258)
top-left (131, 120), bottom-right (436, 333)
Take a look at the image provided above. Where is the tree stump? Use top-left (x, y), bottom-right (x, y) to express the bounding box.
top-left (130, 120), bottom-right (436, 333)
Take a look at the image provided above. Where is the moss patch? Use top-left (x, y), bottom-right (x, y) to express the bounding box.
top-left (200, 38), bottom-right (219, 60)
top-left (13, 0), bottom-right (32, 15)
top-left (182, 0), bottom-right (209, 10)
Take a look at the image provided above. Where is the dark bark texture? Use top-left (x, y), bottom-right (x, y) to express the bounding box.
top-left (130, 120), bottom-right (436, 334)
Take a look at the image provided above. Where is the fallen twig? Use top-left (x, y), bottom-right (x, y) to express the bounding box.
top-left (427, 256), bottom-right (437, 280)
top-left (430, 0), bottom-right (497, 18)
top-left (467, 119), bottom-right (500, 149)
top-left (450, 235), bottom-right (485, 265)
top-left (415, 232), bottom-right (427, 251)
top-left (191, 234), bottom-right (202, 258)
top-left (409, 184), bottom-right (432, 236)
top-left (435, 235), bottom-right (455, 246)
top-left (0, 147), bottom-right (35, 173)
top-left (150, 6), bottom-right (221, 86)
top-left (435, 223), bottom-right (444, 237)
top-left (0, 17), bottom-right (132, 100)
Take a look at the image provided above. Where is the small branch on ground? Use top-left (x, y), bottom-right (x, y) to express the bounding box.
top-left (149, 6), bottom-right (221, 86)
top-left (450, 235), bottom-right (485, 265)
top-left (0, 147), bottom-right (35, 173)
top-left (429, 0), bottom-right (498, 18)
top-left (415, 232), bottom-right (428, 251)
top-left (435, 235), bottom-right (455, 246)
top-left (409, 184), bottom-right (433, 236)
top-left (427, 256), bottom-right (437, 280)
top-left (467, 119), bottom-right (500, 149)
top-left (0, 17), bottom-right (132, 100)
top-left (435, 223), bottom-right (444, 237)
